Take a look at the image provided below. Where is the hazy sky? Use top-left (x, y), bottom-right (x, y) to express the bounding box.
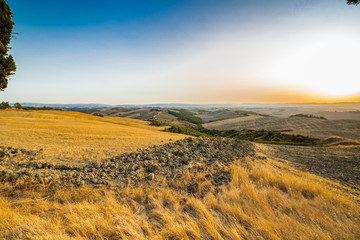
top-left (2, 0), bottom-right (360, 104)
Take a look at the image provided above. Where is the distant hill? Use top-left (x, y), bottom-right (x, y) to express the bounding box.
top-left (14, 103), bottom-right (112, 108)
top-left (204, 116), bottom-right (360, 141)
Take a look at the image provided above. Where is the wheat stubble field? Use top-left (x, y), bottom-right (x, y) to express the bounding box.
top-left (204, 116), bottom-right (360, 141)
top-left (0, 110), bottom-right (185, 163)
top-left (0, 110), bottom-right (359, 239)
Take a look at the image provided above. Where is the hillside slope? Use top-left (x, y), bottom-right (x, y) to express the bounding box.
top-left (0, 110), bottom-right (359, 239)
top-left (204, 116), bottom-right (360, 140)
top-left (0, 110), bottom-right (185, 162)
top-left (255, 143), bottom-right (360, 191)
top-left (0, 137), bottom-right (359, 239)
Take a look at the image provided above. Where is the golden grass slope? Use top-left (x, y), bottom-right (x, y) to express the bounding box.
top-left (0, 110), bottom-right (185, 161)
top-left (0, 158), bottom-right (359, 239)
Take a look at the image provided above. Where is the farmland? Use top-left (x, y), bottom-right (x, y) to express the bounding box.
top-left (0, 110), bottom-right (185, 163)
top-left (0, 110), bottom-right (359, 239)
top-left (204, 116), bottom-right (360, 140)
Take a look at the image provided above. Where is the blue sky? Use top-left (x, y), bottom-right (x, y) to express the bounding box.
top-left (2, 0), bottom-right (360, 104)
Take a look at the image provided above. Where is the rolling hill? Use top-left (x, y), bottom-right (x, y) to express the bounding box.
top-left (0, 110), bottom-right (185, 163)
top-left (0, 110), bottom-right (359, 239)
top-left (204, 116), bottom-right (360, 141)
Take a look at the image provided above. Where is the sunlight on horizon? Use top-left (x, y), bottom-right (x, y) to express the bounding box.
top-left (3, 0), bottom-right (360, 104)
top-left (266, 29), bottom-right (360, 98)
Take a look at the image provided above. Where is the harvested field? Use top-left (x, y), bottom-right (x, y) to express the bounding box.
top-left (1, 110), bottom-right (360, 239)
top-left (114, 109), bottom-right (159, 120)
top-left (203, 114), bottom-right (264, 125)
top-left (0, 110), bottom-right (185, 162)
top-left (315, 111), bottom-right (360, 121)
top-left (196, 109), bottom-right (244, 123)
top-left (152, 111), bottom-right (177, 123)
top-left (204, 116), bottom-right (360, 140)
top-left (320, 136), bottom-right (360, 147)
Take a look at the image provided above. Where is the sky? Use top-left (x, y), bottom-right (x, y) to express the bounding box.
top-left (2, 0), bottom-right (360, 104)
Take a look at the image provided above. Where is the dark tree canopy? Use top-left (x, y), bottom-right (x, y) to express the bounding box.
top-left (0, 0), bottom-right (16, 91)
top-left (348, 0), bottom-right (359, 5)
top-left (14, 102), bottom-right (22, 109)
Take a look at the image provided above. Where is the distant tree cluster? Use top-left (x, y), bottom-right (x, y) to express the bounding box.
top-left (21, 106), bottom-right (60, 111)
top-left (92, 112), bottom-right (104, 117)
top-left (168, 109), bottom-right (203, 125)
top-left (0, 0), bottom-right (16, 91)
top-left (0, 102), bottom-right (62, 110)
top-left (289, 114), bottom-right (327, 120)
top-left (0, 101), bottom-right (22, 109)
top-left (0, 101), bottom-right (10, 109)
top-left (348, 0), bottom-right (359, 5)
top-left (14, 102), bottom-right (22, 109)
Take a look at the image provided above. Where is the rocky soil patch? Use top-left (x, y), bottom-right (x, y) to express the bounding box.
top-left (0, 146), bottom-right (41, 161)
top-left (0, 138), bottom-right (254, 195)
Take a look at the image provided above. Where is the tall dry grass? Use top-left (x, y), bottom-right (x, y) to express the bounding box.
top-left (1, 158), bottom-right (359, 239)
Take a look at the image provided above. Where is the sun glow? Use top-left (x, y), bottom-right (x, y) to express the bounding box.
top-left (267, 30), bottom-right (360, 98)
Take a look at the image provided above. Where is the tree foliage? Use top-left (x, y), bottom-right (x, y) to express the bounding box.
top-left (168, 109), bottom-right (203, 125)
top-left (14, 102), bottom-right (22, 109)
top-left (348, 0), bottom-right (359, 5)
top-left (0, 101), bottom-right (10, 109)
top-left (0, 0), bottom-right (16, 91)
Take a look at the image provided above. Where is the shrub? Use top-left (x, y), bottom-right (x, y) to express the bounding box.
top-left (14, 102), bottom-right (22, 109)
top-left (290, 114), bottom-right (327, 120)
top-left (164, 125), bottom-right (206, 137)
top-left (92, 112), bottom-right (104, 117)
top-left (148, 120), bottom-right (171, 126)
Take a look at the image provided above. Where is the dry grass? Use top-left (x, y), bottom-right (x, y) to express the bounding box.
top-left (0, 110), bottom-right (185, 162)
top-left (1, 110), bottom-right (359, 239)
top-left (254, 142), bottom-right (360, 192)
top-left (0, 158), bottom-right (359, 239)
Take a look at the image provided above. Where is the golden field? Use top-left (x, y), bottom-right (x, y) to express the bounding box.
top-left (1, 158), bottom-right (359, 239)
top-left (0, 110), bottom-right (185, 162)
top-left (0, 110), bottom-right (359, 239)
